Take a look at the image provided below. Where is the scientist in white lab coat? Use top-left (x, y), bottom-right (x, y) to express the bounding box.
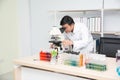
top-left (60, 15), bottom-right (93, 53)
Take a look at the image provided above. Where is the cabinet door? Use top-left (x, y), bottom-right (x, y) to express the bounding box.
top-left (21, 67), bottom-right (88, 80)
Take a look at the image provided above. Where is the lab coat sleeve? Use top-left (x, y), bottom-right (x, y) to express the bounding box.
top-left (63, 32), bottom-right (69, 40)
top-left (73, 25), bottom-right (89, 51)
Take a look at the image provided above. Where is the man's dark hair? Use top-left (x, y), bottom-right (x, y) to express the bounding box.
top-left (60, 15), bottom-right (75, 26)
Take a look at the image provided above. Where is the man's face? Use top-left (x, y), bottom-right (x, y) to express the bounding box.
top-left (62, 24), bottom-right (73, 33)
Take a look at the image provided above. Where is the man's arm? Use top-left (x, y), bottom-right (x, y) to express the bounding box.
top-left (72, 24), bottom-right (90, 51)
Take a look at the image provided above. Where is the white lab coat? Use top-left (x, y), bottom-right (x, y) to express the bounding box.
top-left (63, 23), bottom-right (94, 53)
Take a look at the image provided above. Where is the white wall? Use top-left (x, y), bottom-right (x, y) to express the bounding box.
top-left (104, 11), bottom-right (120, 32)
top-left (0, 0), bottom-right (32, 75)
top-left (16, 0), bottom-right (31, 57)
top-left (0, 0), bottom-right (18, 75)
top-left (103, 0), bottom-right (120, 32)
top-left (104, 0), bottom-right (120, 9)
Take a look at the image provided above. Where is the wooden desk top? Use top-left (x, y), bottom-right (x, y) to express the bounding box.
top-left (14, 55), bottom-right (119, 80)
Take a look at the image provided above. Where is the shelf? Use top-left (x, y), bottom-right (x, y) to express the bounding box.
top-left (49, 8), bottom-right (120, 36)
top-left (58, 9), bottom-right (101, 12)
top-left (91, 32), bottom-right (120, 35)
top-left (103, 32), bottom-right (120, 35)
top-left (104, 8), bottom-right (120, 11)
top-left (103, 32), bottom-right (115, 35)
top-left (91, 32), bottom-right (101, 34)
top-left (49, 8), bottom-right (120, 13)
top-left (49, 9), bottom-right (101, 13)
top-left (114, 32), bottom-right (120, 35)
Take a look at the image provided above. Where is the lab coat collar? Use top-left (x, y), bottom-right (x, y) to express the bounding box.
top-left (72, 27), bottom-right (75, 34)
top-left (72, 24), bottom-right (77, 34)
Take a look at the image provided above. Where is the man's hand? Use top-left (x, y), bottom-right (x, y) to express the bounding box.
top-left (50, 43), bottom-right (54, 48)
top-left (62, 40), bottom-right (73, 47)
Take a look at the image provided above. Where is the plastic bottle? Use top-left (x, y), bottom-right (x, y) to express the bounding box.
top-left (79, 54), bottom-right (83, 67)
top-left (116, 50), bottom-right (120, 76)
top-left (50, 49), bottom-right (57, 64)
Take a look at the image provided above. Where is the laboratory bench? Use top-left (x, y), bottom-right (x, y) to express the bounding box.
top-left (14, 55), bottom-right (119, 80)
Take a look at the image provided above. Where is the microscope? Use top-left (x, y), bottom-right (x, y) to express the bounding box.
top-left (49, 26), bottom-right (79, 55)
top-left (49, 26), bottom-right (65, 57)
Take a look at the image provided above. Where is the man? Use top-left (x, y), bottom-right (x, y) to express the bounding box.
top-left (60, 15), bottom-right (93, 53)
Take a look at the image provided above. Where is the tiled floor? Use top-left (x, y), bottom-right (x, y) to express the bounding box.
top-left (0, 71), bottom-right (14, 80)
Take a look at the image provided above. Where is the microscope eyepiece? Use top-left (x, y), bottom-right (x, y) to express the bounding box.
top-left (59, 27), bottom-right (66, 33)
